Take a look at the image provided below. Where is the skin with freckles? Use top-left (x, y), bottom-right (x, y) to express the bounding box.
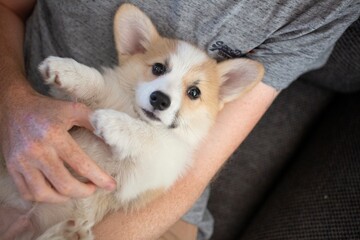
top-left (1, 91), bottom-right (116, 203)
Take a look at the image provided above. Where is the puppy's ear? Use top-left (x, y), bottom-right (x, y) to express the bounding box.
top-left (217, 58), bottom-right (264, 104)
top-left (114, 4), bottom-right (159, 62)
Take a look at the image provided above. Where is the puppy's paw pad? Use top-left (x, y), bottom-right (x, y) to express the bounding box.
top-left (62, 219), bottom-right (93, 240)
top-left (38, 219), bottom-right (93, 240)
top-left (64, 219), bottom-right (91, 229)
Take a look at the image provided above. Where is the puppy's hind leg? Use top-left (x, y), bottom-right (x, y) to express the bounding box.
top-left (36, 218), bottom-right (94, 240)
top-left (39, 56), bottom-right (105, 107)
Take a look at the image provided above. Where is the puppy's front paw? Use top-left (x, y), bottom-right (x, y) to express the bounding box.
top-left (91, 109), bottom-right (136, 156)
top-left (39, 56), bottom-right (76, 87)
top-left (91, 109), bottom-right (128, 141)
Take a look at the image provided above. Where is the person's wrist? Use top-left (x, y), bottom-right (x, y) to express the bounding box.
top-left (0, 73), bottom-right (38, 129)
top-left (0, 72), bottom-right (36, 103)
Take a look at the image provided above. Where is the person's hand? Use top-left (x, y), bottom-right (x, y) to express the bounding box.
top-left (0, 88), bottom-right (116, 203)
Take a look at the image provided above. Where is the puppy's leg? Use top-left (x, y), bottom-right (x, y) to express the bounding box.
top-left (91, 109), bottom-right (158, 157)
top-left (36, 218), bottom-right (94, 240)
top-left (39, 56), bottom-right (105, 106)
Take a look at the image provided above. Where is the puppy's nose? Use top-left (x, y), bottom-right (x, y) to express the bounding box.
top-left (150, 91), bottom-right (171, 111)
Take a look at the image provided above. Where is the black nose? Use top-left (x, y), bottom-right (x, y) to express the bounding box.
top-left (150, 91), bottom-right (171, 111)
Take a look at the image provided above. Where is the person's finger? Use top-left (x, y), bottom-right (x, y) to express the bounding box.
top-left (1, 215), bottom-right (31, 240)
top-left (30, 147), bottom-right (97, 198)
top-left (7, 170), bottom-right (33, 201)
top-left (40, 157), bottom-right (98, 199)
top-left (64, 102), bottom-right (94, 131)
top-left (60, 134), bottom-right (116, 191)
top-left (22, 168), bottom-right (69, 203)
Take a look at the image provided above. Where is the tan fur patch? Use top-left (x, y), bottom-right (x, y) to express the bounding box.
top-left (141, 38), bottom-right (178, 81)
top-left (179, 59), bottom-right (221, 124)
top-left (144, 38), bottom-right (178, 65)
top-left (118, 38), bottom-right (178, 86)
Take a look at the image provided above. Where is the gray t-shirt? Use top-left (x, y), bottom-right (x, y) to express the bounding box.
top-left (24, 0), bottom-right (359, 93)
top-left (23, 1), bottom-right (359, 239)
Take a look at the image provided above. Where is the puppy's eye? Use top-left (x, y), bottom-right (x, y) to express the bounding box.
top-left (152, 63), bottom-right (166, 76)
top-left (187, 86), bottom-right (201, 100)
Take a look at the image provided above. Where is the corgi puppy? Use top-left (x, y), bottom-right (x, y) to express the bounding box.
top-left (0, 3), bottom-right (263, 240)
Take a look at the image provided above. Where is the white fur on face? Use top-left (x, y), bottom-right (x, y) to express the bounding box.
top-left (135, 41), bottom-right (209, 128)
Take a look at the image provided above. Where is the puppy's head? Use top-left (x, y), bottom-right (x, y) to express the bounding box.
top-left (114, 4), bottom-right (264, 141)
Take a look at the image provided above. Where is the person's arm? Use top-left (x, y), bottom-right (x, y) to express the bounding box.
top-left (0, 0), bottom-right (116, 203)
top-left (93, 81), bottom-right (278, 239)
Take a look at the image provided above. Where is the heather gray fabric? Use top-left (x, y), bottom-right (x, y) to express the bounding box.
top-left (24, 0), bottom-right (359, 93)
top-left (23, 1), bottom-right (359, 239)
top-left (183, 187), bottom-right (214, 240)
top-left (303, 19), bottom-right (360, 92)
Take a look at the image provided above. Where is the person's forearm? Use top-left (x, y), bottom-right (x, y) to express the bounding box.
top-left (0, 1), bottom-right (36, 101)
top-left (93, 82), bottom-right (278, 239)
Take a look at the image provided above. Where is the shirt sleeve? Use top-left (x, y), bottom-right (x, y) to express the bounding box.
top-left (247, 1), bottom-right (360, 91)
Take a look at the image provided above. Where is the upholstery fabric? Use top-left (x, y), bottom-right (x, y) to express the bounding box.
top-left (239, 92), bottom-right (360, 240)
